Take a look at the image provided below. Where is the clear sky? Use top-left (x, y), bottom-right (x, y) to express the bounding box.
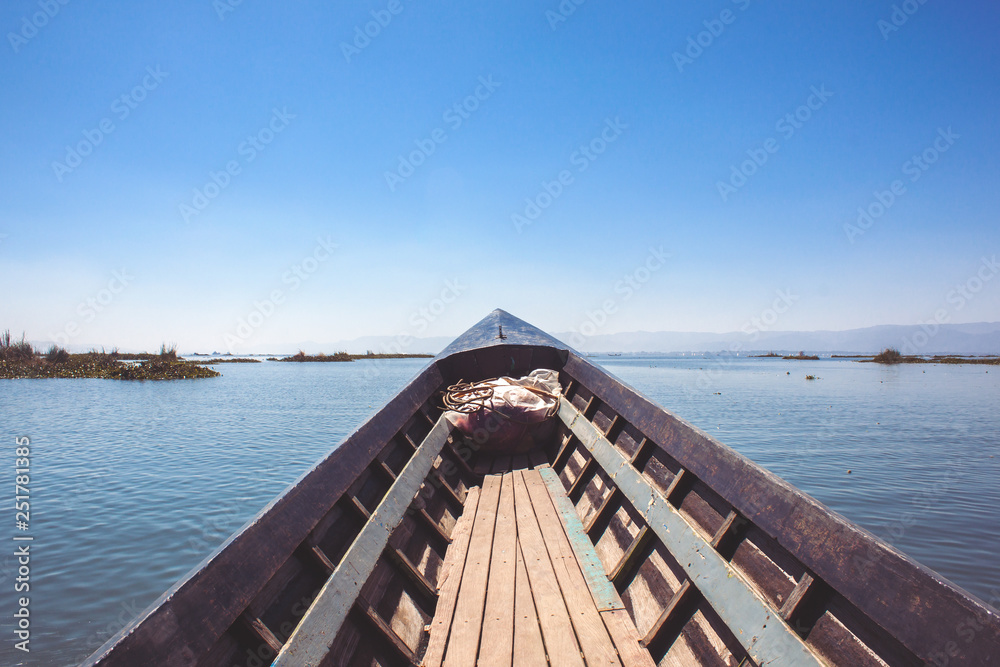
top-left (2, 1), bottom-right (998, 351)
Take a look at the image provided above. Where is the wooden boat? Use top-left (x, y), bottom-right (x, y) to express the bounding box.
top-left (84, 309), bottom-right (999, 666)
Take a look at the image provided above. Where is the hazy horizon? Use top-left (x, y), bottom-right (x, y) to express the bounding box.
top-left (3, 3), bottom-right (998, 353)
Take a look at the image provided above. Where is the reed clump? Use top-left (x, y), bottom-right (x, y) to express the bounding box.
top-left (0, 331), bottom-right (35, 363)
top-left (0, 334), bottom-right (218, 380)
top-left (873, 348), bottom-right (903, 364)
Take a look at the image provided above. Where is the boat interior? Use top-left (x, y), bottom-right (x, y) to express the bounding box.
top-left (85, 311), bottom-right (999, 667)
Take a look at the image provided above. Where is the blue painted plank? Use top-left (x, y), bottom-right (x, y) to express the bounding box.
top-left (538, 466), bottom-right (623, 612)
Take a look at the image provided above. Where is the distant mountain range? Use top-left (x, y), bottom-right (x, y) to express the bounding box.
top-left (310, 322), bottom-right (1000, 356)
top-left (49, 322), bottom-right (1000, 356)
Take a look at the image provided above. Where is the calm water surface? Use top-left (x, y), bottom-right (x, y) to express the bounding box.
top-left (0, 356), bottom-right (997, 665)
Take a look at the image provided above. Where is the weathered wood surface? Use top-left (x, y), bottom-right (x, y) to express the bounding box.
top-left (273, 416), bottom-right (453, 667)
top-left (559, 396), bottom-right (825, 666)
top-left (563, 352), bottom-right (1000, 664)
top-left (425, 469), bottom-right (648, 666)
top-left (422, 486), bottom-right (481, 667)
top-left (479, 473), bottom-right (517, 666)
top-left (85, 364), bottom-right (444, 667)
top-left (443, 475), bottom-right (502, 666)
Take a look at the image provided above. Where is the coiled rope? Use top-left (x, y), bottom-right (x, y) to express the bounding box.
top-left (441, 378), bottom-right (561, 419)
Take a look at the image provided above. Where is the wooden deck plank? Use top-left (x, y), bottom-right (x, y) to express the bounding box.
top-left (600, 609), bottom-right (659, 667)
top-left (513, 542), bottom-right (549, 667)
top-left (478, 474), bottom-right (517, 666)
top-left (422, 486), bottom-right (482, 667)
top-left (538, 467), bottom-right (623, 613)
top-left (442, 474), bottom-right (503, 666)
top-left (523, 470), bottom-right (622, 667)
top-left (512, 470), bottom-right (586, 667)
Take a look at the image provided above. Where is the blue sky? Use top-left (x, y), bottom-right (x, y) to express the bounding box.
top-left (1, 1), bottom-right (998, 351)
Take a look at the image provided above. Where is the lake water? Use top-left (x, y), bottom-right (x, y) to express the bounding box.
top-left (1, 356), bottom-right (998, 666)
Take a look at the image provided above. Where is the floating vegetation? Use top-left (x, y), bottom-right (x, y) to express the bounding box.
top-left (276, 350), bottom-right (434, 362)
top-left (0, 334), bottom-right (219, 380)
top-left (859, 350), bottom-right (1000, 365)
top-left (191, 358), bottom-right (261, 364)
top-left (805, 375), bottom-right (818, 380)
top-left (872, 347), bottom-right (903, 364)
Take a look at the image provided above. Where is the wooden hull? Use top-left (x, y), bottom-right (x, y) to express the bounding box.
top-left (84, 310), bottom-right (1000, 666)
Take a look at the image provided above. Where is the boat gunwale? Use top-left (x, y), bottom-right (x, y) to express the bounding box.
top-left (84, 361), bottom-right (446, 665)
top-left (562, 351), bottom-right (1000, 664)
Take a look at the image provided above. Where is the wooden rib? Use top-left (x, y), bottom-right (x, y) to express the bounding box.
top-left (640, 579), bottom-right (697, 649)
top-left (711, 509), bottom-right (743, 552)
top-left (423, 486), bottom-right (481, 667)
top-left (780, 573), bottom-right (816, 624)
top-left (385, 546), bottom-right (437, 607)
top-left (514, 542), bottom-right (548, 667)
top-left (603, 414), bottom-right (622, 440)
top-left (663, 467), bottom-right (689, 505)
top-left (305, 543), bottom-right (337, 574)
top-left (584, 487), bottom-right (620, 537)
top-left (403, 431), bottom-right (420, 451)
top-left (512, 470), bottom-right (585, 667)
top-left (239, 613), bottom-right (283, 653)
top-left (442, 475), bottom-right (503, 666)
top-left (375, 458), bottom-right (398, 481)
top-left (609, 525), bottom-right (653, 589)
top-left (523, 469), bottom-right (622, 666)
top-left (600, 608), bottom-right (658, 667)
top-left (352, 596), bottom-right (417, 664)
top-left (567, 456), bottom-right (596, 500)
top-left (553, 434), bottom-right (575, 472)
top-left (629, 437), bottom-right (654, 468)
top-left (444, 439), bottom-right (475, 476)
top-left (479, 473), bottom-right (517, 666)
top-left (348, 495), bottom-right (371, 519)
top-left (416, 508), bottom-right (453, 545)
top-left (431, 471), bottom-right (465, 507)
